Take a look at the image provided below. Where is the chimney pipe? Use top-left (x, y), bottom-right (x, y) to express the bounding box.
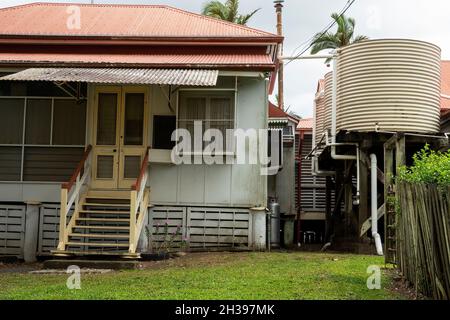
top-left (274, 0), bottom-right (285, 110)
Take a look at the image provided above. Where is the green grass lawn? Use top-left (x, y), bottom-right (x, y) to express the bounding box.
top-left (0, 252), bottom-right (406, 300)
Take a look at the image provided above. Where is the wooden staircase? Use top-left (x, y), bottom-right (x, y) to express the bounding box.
top-left (52, 146), bottom-right (150, 259)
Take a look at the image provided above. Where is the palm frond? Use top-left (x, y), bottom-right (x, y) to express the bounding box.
top-left (352, 35), bottom-right (369, 44)
top-left (225, 0), bottom-right (239, 22)
top-left (310, 12), bottom-right (369, 62)
top-left (202, 1), bottom-right (229, 20)
top-left (236, 8), bottom-right (260, 25)
top-left (310, 31), bottom-right (340, 54)
top-left (202, 0), bottom-right (259, 25)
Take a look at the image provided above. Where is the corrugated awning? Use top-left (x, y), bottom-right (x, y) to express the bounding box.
top-left (0, 68), bottom-right (219, 86)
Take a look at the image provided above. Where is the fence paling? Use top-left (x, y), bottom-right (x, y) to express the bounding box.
top-left (397, 182), bottom-right (450, 300)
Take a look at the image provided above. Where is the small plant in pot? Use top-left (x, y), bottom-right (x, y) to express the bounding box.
top-left (142, 221), bottom-right (187, 261)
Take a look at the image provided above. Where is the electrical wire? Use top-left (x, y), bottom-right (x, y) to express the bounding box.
top-left (286, 0), bottom-right (356, 66)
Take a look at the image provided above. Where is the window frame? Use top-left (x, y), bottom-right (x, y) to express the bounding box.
top-left (0, 95), bottom-right (87, 183)
top-left (176, 78), bottom-right (237, 156)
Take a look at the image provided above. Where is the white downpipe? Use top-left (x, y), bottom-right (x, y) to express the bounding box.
top-left (328, 54), bottom-right (360, 204)
top-left (331, 55), bottom-right (337, 145)
top-left (370, 154), bottom-right (384, 256)
top-left (312, 100), bottom-right (317, 151)
top-left (312, 156), bottom-right (335, 177)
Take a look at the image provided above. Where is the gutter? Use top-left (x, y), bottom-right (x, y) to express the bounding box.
top-left (0, 36), bottom-right (284, 46)
top-left (0, 61), bottom-right (277, 72)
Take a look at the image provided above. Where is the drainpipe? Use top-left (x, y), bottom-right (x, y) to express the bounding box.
top-left (312, 156), bottom-right (336, 176)
top-left (274, 0), bottom-right (285, 110)
top-left (370, 154), bottom-right (384, 256)
top-left (328, 54), bottom-right (361, 204)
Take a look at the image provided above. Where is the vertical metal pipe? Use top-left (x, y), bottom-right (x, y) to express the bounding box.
top-left (370, 154), bottom-right (384, 256)
top-left (274, 0), bottom-right (284, 110)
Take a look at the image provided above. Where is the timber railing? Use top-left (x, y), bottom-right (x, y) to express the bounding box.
top-left (129, 147), bottom-right (151, 254)
top-left (57, 145), bottom-right (93, 251)
top-left (396, 182), bottom-right (450, 299)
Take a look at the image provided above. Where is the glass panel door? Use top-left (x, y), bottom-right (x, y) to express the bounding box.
top-left (91, 87), bottom-right (121, 189)
top-left (91, 86), bottom-right (148, 190)
top-left (118, 88), bottom-right (148, 189)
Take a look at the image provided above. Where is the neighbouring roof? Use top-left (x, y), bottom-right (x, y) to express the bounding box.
top-left (268, 102), bottom-right (300, 127)
top-left (317, 79), bottom-right (325, 93)
top-left (298, 118), bottom-right (313, 131)
top-left (0, 3), bottom-right (280, 40)
top-left (442, 61), bottom-right (450, 110)
top-left (269, 102), bottom-right (290, 118)
top-left (0, 68), bottom-right (219, 86)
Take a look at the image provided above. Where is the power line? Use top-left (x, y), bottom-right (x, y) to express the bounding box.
top-left (285, 0), bottom-right (356, 66)
top-left (289, 0), bottom-right (355, 58)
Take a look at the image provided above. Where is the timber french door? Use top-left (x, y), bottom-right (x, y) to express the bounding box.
top-left (92, 86), bottom-right (149, 189)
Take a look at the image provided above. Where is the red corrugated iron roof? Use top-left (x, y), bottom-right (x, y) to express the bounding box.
top-left (0, 45), bottom-right (274, 69)
top-left (442, 61), bottom-right (450, 110)
top-left (269, 102), bottom-right (289, 118)
top-left (0, 3), bottom-right (280, 40)
top-left (298, 118), bottom-right (313, 131)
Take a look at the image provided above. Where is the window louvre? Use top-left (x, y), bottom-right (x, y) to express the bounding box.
top-left (178, 92), bottom-right (235, 148)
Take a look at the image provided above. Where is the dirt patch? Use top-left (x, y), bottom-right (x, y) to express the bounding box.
top-left (139, 251), bottom-right (251, 270)
top-left (0, 262), bottom-right (43, 274)
top-left (385, 268), bottom-right (426, 300)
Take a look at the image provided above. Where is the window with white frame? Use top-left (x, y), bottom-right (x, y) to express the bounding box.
top-left (0, 97), bottom-right (86, 182)
top-left (178, 92), bottom-right (235, 150)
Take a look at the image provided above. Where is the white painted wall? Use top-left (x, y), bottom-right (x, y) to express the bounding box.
top-left (0, 76), bottom-right (269, 208)
top-left (148, 77), bottom-right (269, 208)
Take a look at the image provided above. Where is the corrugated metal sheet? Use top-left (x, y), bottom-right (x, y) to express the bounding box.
top-left (0, 68), bottom-right (219, 86)
top-left (297, 118), bottom-right (313, 130)
top-left (441, 61), bottom-right (450, 110)
top-left (337, 39), bottom-right (441, 134)
top-left (323, 72), bottom-right (333, 136)
top-left (0, 3), bottom-right (278, 39)
top-left (0, 49), bottom-right (273, 69)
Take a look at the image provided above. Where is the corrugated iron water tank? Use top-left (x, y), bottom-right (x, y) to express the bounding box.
top-left (314, 88), bottom-right (325, 146)
top-left (323, 72), bottom-right (333, 135)
top-left (336, 39), bottom-right (441, 133)
top-left (313, 72), bottom-right (332, 146)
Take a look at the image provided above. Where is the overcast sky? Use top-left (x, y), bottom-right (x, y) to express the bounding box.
top-left (2, 0), bottom-right (450, 118)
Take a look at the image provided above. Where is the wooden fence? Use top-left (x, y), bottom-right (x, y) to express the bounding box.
top-left (396, 182), bottom-right (450, 299)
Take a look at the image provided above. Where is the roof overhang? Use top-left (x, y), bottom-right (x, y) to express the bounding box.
top-left (0, 68), bottom-right (219, 86)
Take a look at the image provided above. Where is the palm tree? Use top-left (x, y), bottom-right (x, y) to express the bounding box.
top-left (310, 13), bottom-right (368, 63)
top-left (202, 0), bottom-right (260, 25)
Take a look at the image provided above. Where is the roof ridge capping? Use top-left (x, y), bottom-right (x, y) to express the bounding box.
top-left (0, 2), bottom-right (280, 39)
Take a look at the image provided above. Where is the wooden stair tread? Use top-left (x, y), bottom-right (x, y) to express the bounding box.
top-left (66, 242), bottom-right (129, 247)
top-left (83, 203), bottom-right (130, 207)
top-left (74, 225), bottom-right (130, 230)
top-left (86, 194), bottom-right (130, 200)
top-left (70, 233), bottom-right (129, 239)
top-left (79, 210), bottom-right (130, 214)
top-left (77, 218), bottom-right (130, 222)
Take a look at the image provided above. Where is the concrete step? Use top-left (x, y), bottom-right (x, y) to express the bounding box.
top-left (44, 259), bottom-right (141, 270)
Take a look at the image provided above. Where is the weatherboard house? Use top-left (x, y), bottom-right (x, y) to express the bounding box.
top-left (0, 3), bottom-right (282, 261)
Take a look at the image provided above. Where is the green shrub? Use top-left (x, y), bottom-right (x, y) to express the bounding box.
top-left (397, 144), bottom-right (450, 187)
